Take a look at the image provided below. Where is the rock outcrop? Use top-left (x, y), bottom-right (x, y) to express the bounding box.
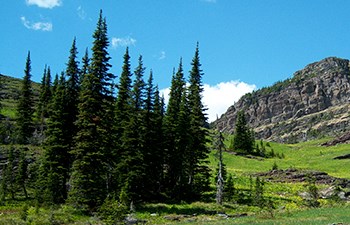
top-left (214, 57), bottom-right (350, 143)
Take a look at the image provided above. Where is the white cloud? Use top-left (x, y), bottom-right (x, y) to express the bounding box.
top-left (203, 81), bottom-right (256, 122)
top-left (20, 16), bottom-right (53, 31)
top-left (77, 6), bottom-right (87, 20)
top-left (111, 37), bottom-right (136, 48)
top-left (159, 51), bottom-right (166, 60)
top-left (160, 80), bottom-right (256, 123)
top-left (26, 0), bottom-right (62, 9)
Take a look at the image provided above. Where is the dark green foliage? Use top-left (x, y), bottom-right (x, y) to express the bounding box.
top-left (115, 48), bottom-right (132, 128)
top-left (0, 13), bottom-right (216, 212)
top-left (38, 40), bottom-right (82, 205)
top-left (68, 10), bottom-right (113, 212)
top-left (163, 59), bottom-right (188, 200)
top-left (272, 161), bottom-right (278, 171)
top-left (65, 38), bottom-right (80, 147)
top-left (114, 48), bottom-right (133, 197)
top-left (1, 146), bottom-right (16, 200)
top-left (68, 70), bottom-right (107, 211)
top-left (224, 174), bottom-right (235, 202)
top-left (40, 75), bottom-right (70, 204)
top-left (36, 65), bottom-right (52, 124)
top-left (16, 147), bottom-right (28, 199)
top-left (232, 110), bottom-right (254, 154)
top-left (253, 177), bottom-right (265, 208)
top-left (142, 77), bottom-right (165, 200)
top-left (16, 52), bottom-right (35, 144)
top-left (80, 48), bottom-right (90, 83)
top-left (186, 44), bottom-right (211, 199)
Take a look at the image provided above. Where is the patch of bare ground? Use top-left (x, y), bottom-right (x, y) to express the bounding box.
top-left (322, 132), bottom-right (350, 146)
top-left (256, 168), bottom-right (350, 187)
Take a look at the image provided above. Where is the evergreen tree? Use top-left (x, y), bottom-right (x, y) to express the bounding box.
top-left (16, 147), bottom-right (28, 199)
top-left (63, 37), bottom-right (81, 169)
top-left (3, 146), bottom-right (16, 200)
top-left (80, 48), bottom-right (90, 83)
top-left (115, 48), bottom-right (132, 130)
top-left (232, 110), bottom-right (254, 154)
top-left (114, 48), bottom-right (136, 201)
top-left (142, 72), bottom-right (165, 200)
top-left (163, 59), bottom-right (187, 200)
top-left (36, 65), bottom-right (47, 122)
top-left (36, 66), bottom-right (52, 143)
top-left (225, 174), bottom-right (235, 202)
top-left (116, 54), bottom-right (147, 203)
top-left (69, 10), bottom-right (114, 212)
top-left (132, 55), bottom-right (146, 111)
top-left (65, 38), bottom-right (80, 142)
top-left (186, 44), bottom-right (211, 199)
top-left (17, 52), bottom-right (34, 144)
top-left (69, 70), bottom-right (106, 211)
top-left (40, 74), bottom-right (69, 204)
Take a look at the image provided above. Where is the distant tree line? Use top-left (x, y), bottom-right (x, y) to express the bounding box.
top-left (0, 11), bottom-right (210, 213)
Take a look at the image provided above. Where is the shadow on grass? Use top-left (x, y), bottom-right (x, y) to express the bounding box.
top-left (137, 204), bottom-right (219, 215)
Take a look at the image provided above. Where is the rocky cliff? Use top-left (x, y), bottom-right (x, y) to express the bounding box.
top-left (214, 57), bottom-right (350, 143)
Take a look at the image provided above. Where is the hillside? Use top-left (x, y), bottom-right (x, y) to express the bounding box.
top-left (0, 74), bottom-right (40, 118)
top-left (214, 57), bottom-right (350, 143)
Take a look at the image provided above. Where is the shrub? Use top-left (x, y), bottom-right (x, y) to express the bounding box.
top-left (98, 197), bottom-right (128, 224)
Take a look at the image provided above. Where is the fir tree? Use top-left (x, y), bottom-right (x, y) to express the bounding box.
top-left (186, 44), bottom-right (211, 199)
top-left (36, 66), bottom-right (52, 143)
top-left (132, 55), bottom-right (146, 111)
top-left (16, 147), bottom-right (28, 199)
top-left (40, 74), bottom-right (69, 204)
top-left (80, 48), bottom-right (90, 83)
top-left (69, 10), bottom-right (113, 212)
top-left (116, 54), bottom-right (147, 203)
top-left (64, 37), bottom-right (81, 167)
top-left (65, 37), bottom-right (80, 135)
top-left (4, 146), bottom-right (16, 200)
top-left (233, 110), bottom-right (254, 154)
top-left (115, 48), bottom-right (132, 129)
top-left (142, 72), bottom-right (165, 200)
top-left (17, 52), bottom-right (34, 144)
top-left (163, 59), bottom-right (187, 199)
top-left (114, 48), bottom-right (135, 201)
top-left (69, 71), bottom-right (106, 211)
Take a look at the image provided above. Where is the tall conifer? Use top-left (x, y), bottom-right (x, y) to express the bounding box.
top-left (65, 38), bottom-right (81, 153)
top-left (114, 48), bottom-right (134, 201)
top-left (187, 44), bottom-right (211, 198)
top-left (40, 74), bottom-right (69, 204)
top-left (17, 52), bottom-right (34, 144)
top-left (163, 59), bottom-right (189, 199)
top-left (142, 73), bottom-right (165, 200)
top-left (69, 10), bottom-right (113, 211)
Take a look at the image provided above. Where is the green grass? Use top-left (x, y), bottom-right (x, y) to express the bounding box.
top-left (0, 74), bottom-right (40, 119)
top-left (226, 205), bottom-right (350, 225)
top-left (211, 137), bottom-right (350, 179)
top-left (1, 136), bottom-right (350, 224)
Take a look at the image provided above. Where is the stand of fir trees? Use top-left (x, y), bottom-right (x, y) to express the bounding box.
top-left (0, 10), bottom-right (212, 214)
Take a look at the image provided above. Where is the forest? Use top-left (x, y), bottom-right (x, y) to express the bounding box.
top-left (0, 9), bottom-right (214, 215)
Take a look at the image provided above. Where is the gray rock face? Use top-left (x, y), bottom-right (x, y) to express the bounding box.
top-left (214, 57), bottom-right (350, 143)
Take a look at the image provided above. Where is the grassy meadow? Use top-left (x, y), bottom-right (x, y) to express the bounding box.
top-left (0, 134), bottom-right (349, 224)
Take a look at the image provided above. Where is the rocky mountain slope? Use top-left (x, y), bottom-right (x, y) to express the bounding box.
top-left (213, 57), bottom-right (350, 143)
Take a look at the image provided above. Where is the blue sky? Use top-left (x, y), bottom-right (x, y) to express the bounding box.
top-left (2, 0), bottom-right (350, 121)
